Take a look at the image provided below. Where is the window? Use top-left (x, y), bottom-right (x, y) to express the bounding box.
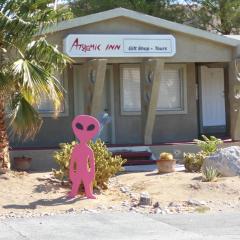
top-left (120, 64), bottom-right (187, 115)
top-left (120, 65), bottom-right (141, 114)
top-left (157, 65), bottom-right (186, 113)
top-left (36, 72), bottom-right (69, 116)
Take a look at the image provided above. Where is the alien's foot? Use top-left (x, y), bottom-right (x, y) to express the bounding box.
top-left (86, 194), bottom-right (96, 199)
top-left (68, 192), bottom-right (77, 199)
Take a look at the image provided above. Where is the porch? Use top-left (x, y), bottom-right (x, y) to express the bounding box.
top-left (10, 138), bottom-right (237, 171)
top-left (72, 59), bottom-right (237, 146)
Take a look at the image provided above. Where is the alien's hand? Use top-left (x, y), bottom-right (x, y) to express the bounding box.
top-left (90, 169), bottom-right (95, 179)
top-left (69, 168), bottom-right (76, 182)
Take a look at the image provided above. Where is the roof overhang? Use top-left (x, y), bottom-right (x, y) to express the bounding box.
top-left (43, 8), bottom-right (240, 47)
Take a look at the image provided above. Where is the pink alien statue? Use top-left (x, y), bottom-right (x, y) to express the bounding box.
top-left (68, 115), bottom-right (100, 199)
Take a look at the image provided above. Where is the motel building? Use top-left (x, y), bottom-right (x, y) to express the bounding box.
top-left (11, 8), bottom-right (240, 168)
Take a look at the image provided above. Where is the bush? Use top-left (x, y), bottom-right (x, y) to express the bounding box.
top-left (53, 139), bottom-right (126, 189)
top-left (184, 151), bottom-right (207, 172)
top-left (194, 135), bottom-right (223, 155)
top-left (202, 167), bottom-right (219, 182)
top-left (184, 135), bottom-right (222, 173)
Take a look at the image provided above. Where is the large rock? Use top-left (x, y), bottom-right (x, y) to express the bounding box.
top-left (203, 146), bottom-right (240, 177)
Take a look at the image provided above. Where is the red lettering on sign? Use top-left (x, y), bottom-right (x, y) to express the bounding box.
top-left (105, 44), bottom-right (121, 50)
top-left (71, 38), bottom-right (80, 50)
top-left (71, 38), bottom-right (101, 52)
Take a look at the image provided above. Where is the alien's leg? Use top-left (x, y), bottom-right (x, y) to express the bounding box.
top-left (83, 177), bottom-right (95, 199)
top-left (68, 175), bottom-right (81, 198)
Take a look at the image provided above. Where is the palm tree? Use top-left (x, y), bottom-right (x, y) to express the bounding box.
top-left (0, 0), bottom-right (72, 172)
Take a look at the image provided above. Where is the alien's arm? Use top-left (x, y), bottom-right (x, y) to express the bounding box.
top-left (89, 151), bottom-right (95, 178)
top-left (69, 149), bottom-right (76, 181)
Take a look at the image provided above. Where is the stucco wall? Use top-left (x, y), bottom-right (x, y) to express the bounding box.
top-left (152, 63), bottom-right (198, 143)
top-left (113, 63), bottom-right (198, 144)
top-left (47, 17), bottom-right (234, 63)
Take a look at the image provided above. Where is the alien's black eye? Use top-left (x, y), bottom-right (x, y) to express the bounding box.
top-left (87, 124), bottom-right (95, 131)
top-left (76, 122), bottom-right (83, 130)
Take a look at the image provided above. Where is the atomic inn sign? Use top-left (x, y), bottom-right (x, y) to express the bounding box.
top-left (63, 34), bottom-right (176, 58)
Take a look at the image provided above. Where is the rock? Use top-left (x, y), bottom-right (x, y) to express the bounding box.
top-left (168, 202), bottom-right (181, 208)
top-left (153, 201), bottom-right (160, 208)
top-left (188, 199), bottom-right (207, 206)
top-left (87, 209), bottom-right (98, 213)
top-left (139, 192), bottom-right (152, 206)
top-left (189, 183), bottom-right (201, 190)
top-left (203, 146), bottom-right (240, 177)
top-left (120, 187), bottom-right (128, 193)
top-left (154, 208), bottom-right (162, 214)
top-left (129, 207), bottom-right (136, 211)
top-left (66, 208), bottom-right (74, 213)
top-left (121, 201), bottom-right (130, 207)
top-left (129, 192), bottom-right (138, 200)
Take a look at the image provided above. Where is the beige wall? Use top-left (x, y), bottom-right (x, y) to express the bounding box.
top-left (152, 63), bottom-right (198, 143)
top-left (47, 16), bottom-right (234, 63)
top-left (112, 63), bottom-right (198, 144)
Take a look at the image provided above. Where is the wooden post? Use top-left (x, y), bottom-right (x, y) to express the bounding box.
top-left (141, 59), bottom-right (165, 144)
top-left (85, 59), bottom-right (107, 117)
top-left (229, 59), bottom-right (240, 140)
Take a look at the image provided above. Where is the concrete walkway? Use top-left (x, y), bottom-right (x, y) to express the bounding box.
top-left (1, 212), bottom-right (240, 240)
top-left (124, 163), bottom-right (185, 172)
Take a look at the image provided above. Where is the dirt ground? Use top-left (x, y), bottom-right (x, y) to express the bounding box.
top-left (0, 169), bottom-right (240, 218)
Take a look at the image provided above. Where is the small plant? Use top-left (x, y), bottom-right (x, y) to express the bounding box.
top-left (159, 152), bottom-right (173, 160)
top-left (194, 135), bottom-right (223, 155)
top-left (195, 206), bottom-right (211, 213)
top-left (53, 141), bottom-right (75, 181)
top-left (202, 166), bottom-right (219, 182)
top-left (184, 151), bottom-right (207, 172)
top-left (157, 152), bottom-right (175, 173)
top-left (184, 135), bottom-right (222, 173)
top-left (53, 139), bottom-right (126, 189)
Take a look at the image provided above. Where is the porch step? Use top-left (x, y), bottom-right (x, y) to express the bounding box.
top-left (112, 151), bottom-right (155, 166)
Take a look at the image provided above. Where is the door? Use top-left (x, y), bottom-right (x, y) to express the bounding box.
top-left (200, 66), bottom-right (226, 134)
top-left (100, 66), bottom-right (115, 144)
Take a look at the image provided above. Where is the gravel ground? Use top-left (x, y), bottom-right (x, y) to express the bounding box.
top-left (0, 170), bottom-right (240, 219)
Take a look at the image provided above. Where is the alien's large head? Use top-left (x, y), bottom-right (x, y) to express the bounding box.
top-left (72, 115), bottom-right (100, 143)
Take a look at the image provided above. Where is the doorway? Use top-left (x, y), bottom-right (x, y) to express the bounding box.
top-left (100, 65), bottom-right (115, 144)
top-left (73, 64), bottom-right (115, 144)
top-left (199, 65), bottom-right (227, 135)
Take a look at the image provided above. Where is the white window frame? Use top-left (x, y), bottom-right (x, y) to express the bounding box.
top-left (156, 64), bottom-right (187, 115)
top-left (37, 70), bottom-right (69, 117)
top-left (120, 64), bottom-right (141, 115)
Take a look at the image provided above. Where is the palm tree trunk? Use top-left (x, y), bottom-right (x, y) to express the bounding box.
top-left (0, 99), bottom-right (10, 172)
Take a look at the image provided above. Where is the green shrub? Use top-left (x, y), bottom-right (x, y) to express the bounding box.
top-left (53, 139), bottom-right (126, 189)
top-left (184, 151), bottom-right (207, 172)
top-left (195, 206), bottom-right (210, 213)
top-left (184, 135), bottom-right (222, 173)
top-left (202, 167), bottom-right (219, 182)
top-left (53, 141), bottom-right (76, 181)
top-left (194, 135), bottom-right (223, 155)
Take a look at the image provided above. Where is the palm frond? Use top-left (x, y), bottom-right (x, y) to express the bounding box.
top-left (8, 94), bottom-right (43, 140)
top-left (25, 37), bottom-right (73, 71)
top-left (11, 58), bottom-right (64, 113)
top-left (0, 0), bottom-right (73, 140)
top-left (0, 70), bottom-right (15, 95)
top-left (0, 11), bottom-right (36, 47)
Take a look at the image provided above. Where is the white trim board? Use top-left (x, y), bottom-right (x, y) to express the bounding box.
top-left (42, 8), bottom-right (240, 47)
